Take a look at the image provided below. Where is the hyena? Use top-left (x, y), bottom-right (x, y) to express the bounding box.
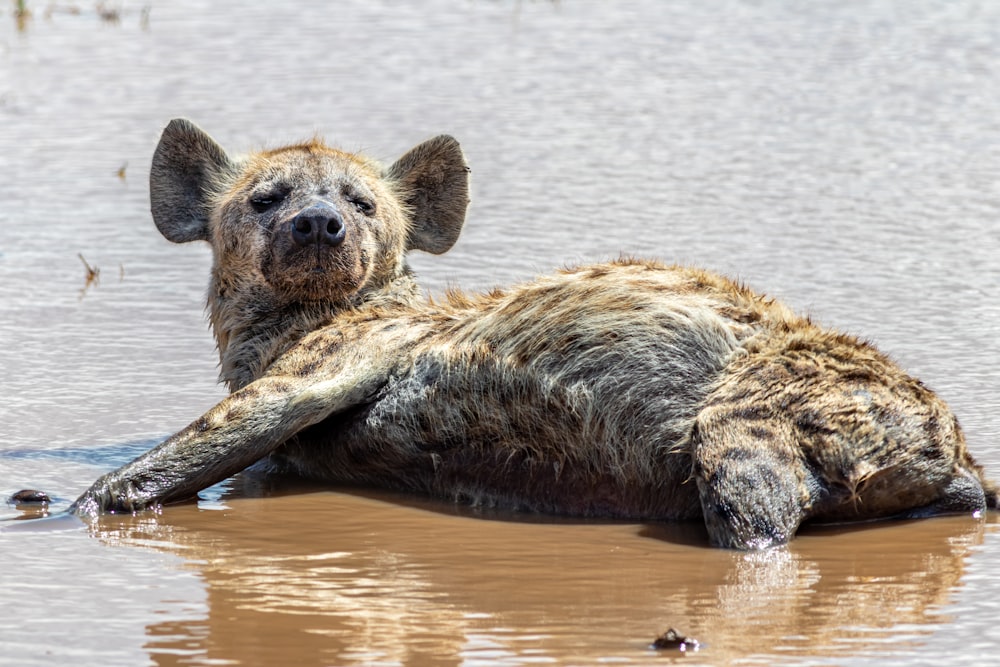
top-left (67, 119), bottom-right (997, 549)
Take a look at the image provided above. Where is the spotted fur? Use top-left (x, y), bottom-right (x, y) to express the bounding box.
top-left (70, 119), bottom-right (998, 549)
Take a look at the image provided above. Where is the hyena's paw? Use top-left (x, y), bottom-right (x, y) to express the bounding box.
top-left (902, 468), bottom-right (988, 520)
top-left (695, 461), bottom-right (809, 549)
top-left (692, 422), bottom-right (813, 549)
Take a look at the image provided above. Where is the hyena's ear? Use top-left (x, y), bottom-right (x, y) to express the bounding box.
top-left (386, 135), bottom-right (471, 255)
top-left (150, 118), bottom-right (234, 243)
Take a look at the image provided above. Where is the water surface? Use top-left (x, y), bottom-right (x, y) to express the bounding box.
top-left (2, 1), bottom-right (1000, 665)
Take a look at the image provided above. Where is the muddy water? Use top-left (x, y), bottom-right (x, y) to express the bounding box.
top-left (2, 1), bottom-right (1000, 665)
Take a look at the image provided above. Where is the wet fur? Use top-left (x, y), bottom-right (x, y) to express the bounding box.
top-left (70, 119), bottom-right (998, 549)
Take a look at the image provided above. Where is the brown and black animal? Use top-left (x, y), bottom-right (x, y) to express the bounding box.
top-left (68, 119), bottom-right (998, 549)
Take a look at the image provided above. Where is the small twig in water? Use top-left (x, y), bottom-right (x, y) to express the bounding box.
top-left (79, 253), bottom-right (100, 287)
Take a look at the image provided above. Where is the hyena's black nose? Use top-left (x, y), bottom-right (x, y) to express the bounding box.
top-left (290, 202), bottom-right (346, 247)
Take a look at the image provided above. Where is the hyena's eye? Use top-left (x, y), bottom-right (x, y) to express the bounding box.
top-left (250, 189), bottom-right (288, 213)
top-left (349, 197), bottom-right (376, 216)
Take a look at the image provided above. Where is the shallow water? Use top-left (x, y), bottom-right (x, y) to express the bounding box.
top-left (2, 1), bottom-right (1000, 665)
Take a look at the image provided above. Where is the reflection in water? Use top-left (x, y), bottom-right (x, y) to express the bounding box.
top-left (90, 486), bottom-right (986, 666)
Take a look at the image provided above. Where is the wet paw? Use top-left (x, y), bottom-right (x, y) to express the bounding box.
top-left (696, 458), bottom-right (807, 549)
top-left (904, 469), bottom-right (987, 519)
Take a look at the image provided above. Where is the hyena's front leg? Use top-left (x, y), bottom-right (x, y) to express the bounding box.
top-left (70, 372), bottom-right (383, 517)
top-left (690, 405), bottom-right (816, 550)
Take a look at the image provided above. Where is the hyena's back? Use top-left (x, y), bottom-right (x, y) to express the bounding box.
top-left (268, 258), bottom-right (994, 546)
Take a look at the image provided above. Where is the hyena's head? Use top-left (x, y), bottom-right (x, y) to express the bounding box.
top-left (151, 118), bottom-right (469, 306)
top-left (149, 119), bottom-right (470, 386)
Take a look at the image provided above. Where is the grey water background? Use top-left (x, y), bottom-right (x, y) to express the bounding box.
top-left (2, 1), bottom-right (1000, 665)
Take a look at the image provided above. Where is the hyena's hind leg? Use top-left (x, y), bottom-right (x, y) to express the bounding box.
top-left (693, 336), bottom-right (998, 549)
top-left (795, 374), bottom-right (995, 526)
top-left (690, 405), bottom-right (818, 550)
